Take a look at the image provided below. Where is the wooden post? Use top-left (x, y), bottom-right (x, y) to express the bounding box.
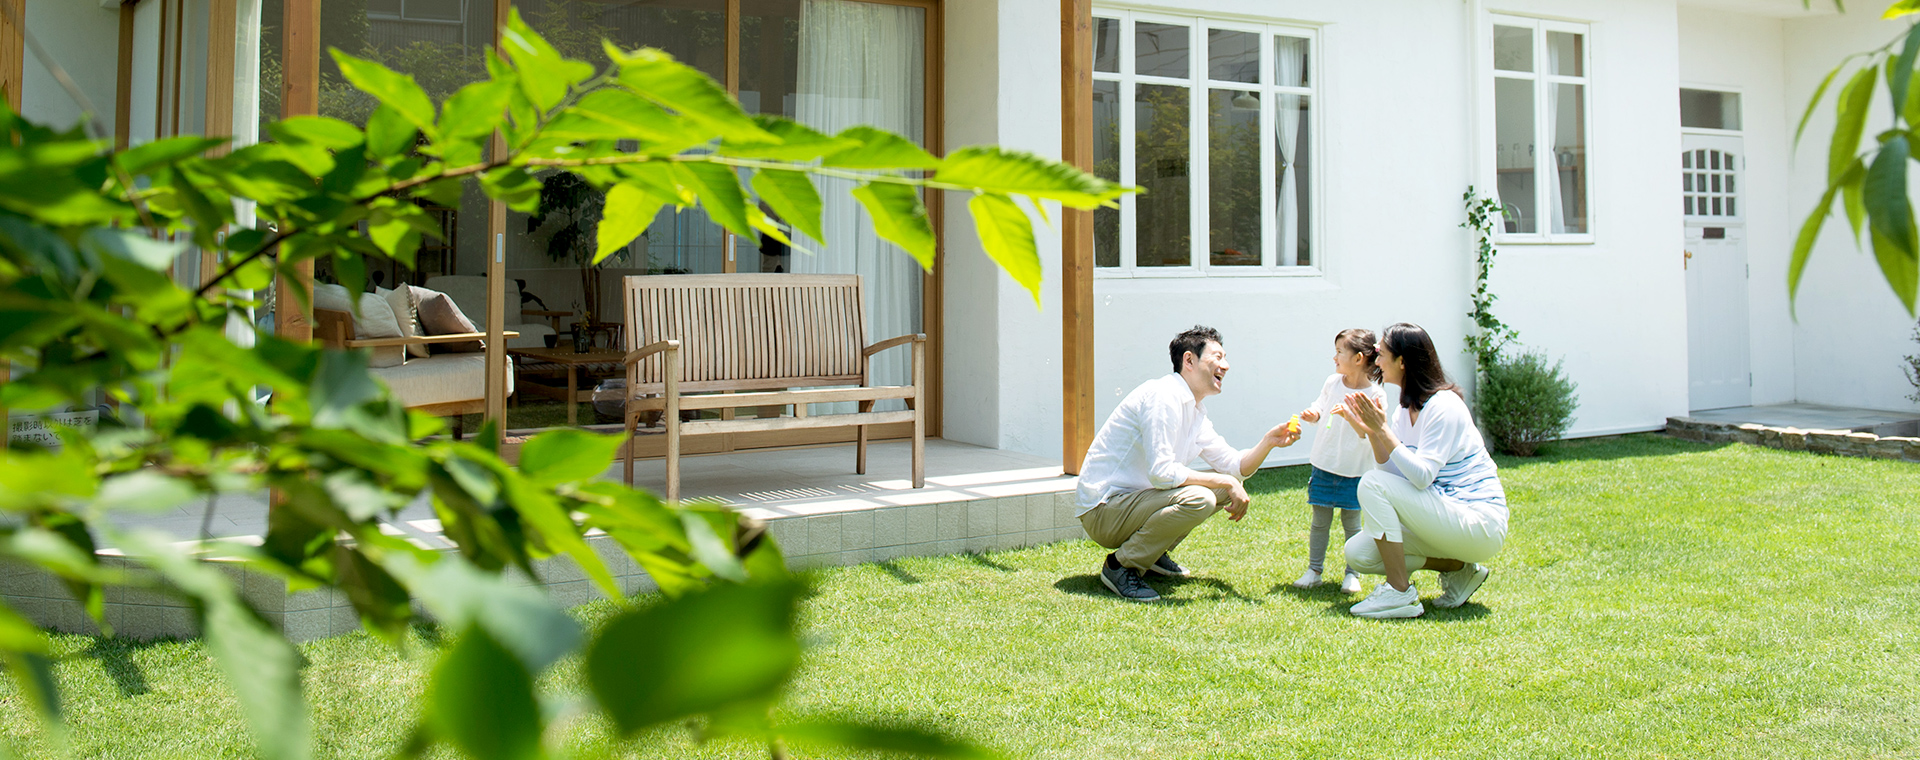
top-left (1060, 0), bottom-right (1095, 475)
top-left (482, 0), bottom-right (508, 443)
top-left (0, 0), bottom-right (18, 450)
top-left (274, 0), bottom-right (317, 345)
top-left (115, 2), bottom-right (134, 149)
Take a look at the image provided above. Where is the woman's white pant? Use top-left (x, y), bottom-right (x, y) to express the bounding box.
top-left (1344, 470), bottom-right (1506, 575)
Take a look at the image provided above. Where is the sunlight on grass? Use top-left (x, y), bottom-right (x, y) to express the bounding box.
top-left (2, 434), bottom-right (1915, 758)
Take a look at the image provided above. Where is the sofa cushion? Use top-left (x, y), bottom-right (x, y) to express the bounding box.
top-left (374, 352), bottom-right (514, 409)
top-left (378, 285), bottom-right (431, 359)
top-left (313, 283), bottom-right (406, 368)
top-left (416, 288), bottom-right (486, 354)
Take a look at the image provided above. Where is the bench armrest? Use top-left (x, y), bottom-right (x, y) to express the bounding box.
top-left (623, 339), bottom-right (681, 365)
top-left (343, 331), bottom-right (518, 348)
top-left (862, 333), bottom-right (926, 357)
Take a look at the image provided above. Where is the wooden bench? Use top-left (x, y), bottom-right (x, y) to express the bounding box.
top-left (618, 274), bottom-right (925, 501)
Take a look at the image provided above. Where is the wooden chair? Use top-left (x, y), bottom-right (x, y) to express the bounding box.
top-left (618, 274), bottom-right (925, 501)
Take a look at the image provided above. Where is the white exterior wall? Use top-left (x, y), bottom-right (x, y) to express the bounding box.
top-left (1677, 6), bottom-right (1797, 406)
top-left (1028, 0), bottom-right (1694, 468)
top-left (1782, 2), bottom-right (1920, 413)
top-left (942, 0), bottom-right (1067, 457)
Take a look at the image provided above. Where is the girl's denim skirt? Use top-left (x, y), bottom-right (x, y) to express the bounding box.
top-left (1306, 466), bottom-right (1361, 510)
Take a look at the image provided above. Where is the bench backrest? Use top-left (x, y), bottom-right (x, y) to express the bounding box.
top-left (623, 273), bottom-right (868, 393)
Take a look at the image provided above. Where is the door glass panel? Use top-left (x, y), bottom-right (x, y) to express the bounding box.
top-left (1136, 83), bottom-right (1190, 266)
top-left (1136, 22), bottom-right (1189, 78)
top-left (1209, 89), bottom-right (1259, 266)
top-left (1494, 77), bottom-right (1536, 233)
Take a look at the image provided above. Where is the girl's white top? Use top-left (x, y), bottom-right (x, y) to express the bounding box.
top-left (1382, 390), bottom-right (1508, 515)
top-left (1305, 374), bottom-right (1386, 478)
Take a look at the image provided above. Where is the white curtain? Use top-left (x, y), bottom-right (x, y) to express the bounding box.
top-left (1545, 82), bottom-right (1567, 234)
top-left (796, 0), bottom-right (924, 412)
top-left (1273, 37), bottom-right (1305, 266)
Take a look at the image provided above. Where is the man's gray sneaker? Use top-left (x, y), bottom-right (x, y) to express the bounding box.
top-left (1147, 553), bottom-right (1190, 577)
top-left (1100, 554), bottom-right (1160, 601)
top-left (1435, 563), bottom-right (1489, 609)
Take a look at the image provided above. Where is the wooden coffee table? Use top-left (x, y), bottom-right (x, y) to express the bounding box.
top-left (507, 346), bottom-right (626, 426)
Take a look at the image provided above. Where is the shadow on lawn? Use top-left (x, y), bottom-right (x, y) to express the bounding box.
top-left (1310, 599), bottom-right (1491, 622)
top-left (1491, 433), bottom-right (1728, 471)
top-left (875, 561), bottom-right (922, 585)
top-left (78, 638), bottom-right (153, 697)
top-left (1052, 574), bottom-right (1256, 606)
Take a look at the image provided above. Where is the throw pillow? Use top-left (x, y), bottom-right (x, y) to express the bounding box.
top-left (416, 288), bottom-right (485, 354)
top-left (377, 285), bottom-right (430, 359)
top-left (313, 282), bottom-right (406, 368)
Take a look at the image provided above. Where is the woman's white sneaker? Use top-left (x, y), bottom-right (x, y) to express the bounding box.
top-left (1350, 581), bottom-right (1424, 619)
top-left (1435, 563), bottom-right (1489, 609)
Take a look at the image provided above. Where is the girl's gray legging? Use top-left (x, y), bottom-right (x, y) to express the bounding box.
top-left (1308, 505), bottom-right (1362, 573)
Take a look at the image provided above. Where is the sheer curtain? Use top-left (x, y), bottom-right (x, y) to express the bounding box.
top-left (796, 0), bottom-right (924, 411)
top-left (1546, 83), bottom-right (1567, 234)
top-left (1274, 36), bottom-right (1305, 267)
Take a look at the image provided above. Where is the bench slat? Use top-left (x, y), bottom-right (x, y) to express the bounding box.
top-left (679, 410), bottom-right (916, 436)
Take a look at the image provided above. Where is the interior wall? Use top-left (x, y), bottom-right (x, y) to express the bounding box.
top-left (20, 1), bottom-right (121, 133)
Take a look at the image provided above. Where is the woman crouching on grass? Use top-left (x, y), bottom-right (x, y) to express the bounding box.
top-left (1340, 323), bottom-right (1508, 619)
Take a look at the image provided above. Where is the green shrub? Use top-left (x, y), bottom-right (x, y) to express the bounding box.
top-left (1905, 321), bottom-right (1920, 403)
top-left (1476, 351), bottom-right (1579, 456)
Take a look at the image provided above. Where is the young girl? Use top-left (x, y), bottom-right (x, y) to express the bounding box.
top-left (1292, 329), bottom-right (1387, 593)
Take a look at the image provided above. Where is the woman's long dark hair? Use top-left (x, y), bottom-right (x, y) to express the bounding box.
top-left (1382, 322), bottom-right (1459, 411)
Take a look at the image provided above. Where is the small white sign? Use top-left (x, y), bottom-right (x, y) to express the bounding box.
top-left (8, 409), bottom-right (99, 449)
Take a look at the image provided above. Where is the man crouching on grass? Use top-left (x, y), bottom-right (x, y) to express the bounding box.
top-left (1074, 326), bottom-right (1300, 601)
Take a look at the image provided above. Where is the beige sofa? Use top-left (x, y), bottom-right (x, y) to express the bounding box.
top-left (314, 308), bottom-right (515, 418)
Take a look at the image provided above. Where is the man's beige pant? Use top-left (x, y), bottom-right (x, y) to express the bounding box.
top-left (1080, 485), bottom-right (1232, 572)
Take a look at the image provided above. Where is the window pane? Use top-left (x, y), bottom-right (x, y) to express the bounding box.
top-left (1680, 89), bottom-right (1742, 130)
top-left (1546, 31), bottom-right (1582, 76)
top-left (1094, 81), bottom-right (1121, 267)
top-left (1279, 94), bottom-right (1312, 266)
top-left (367, 0), bottom-right (401, 15)
top-left (1208, 29), bottom-right (1258, 83)
top-left (1494, 77), bottom-right (1536, 233)
top-left (1209, 89), bottom-right (1261, 266)
top-left (1274, 35), bottom-right (1309, 88)
top-left (1137, 22), bottom-right (1190, 78)
top-left (1494, 25), bottom-right (1533, 72)
top-left (1549, 82), bottom-right (1587, 234)
top-left (1094, 17), bottom-right (1120, 73)
top-left (1136, 84), bottom-right (1191, 267)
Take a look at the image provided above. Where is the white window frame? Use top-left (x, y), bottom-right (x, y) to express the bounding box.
top-left (1093, 9), bottom-right (1323, 278)
top-left (1485, 14), bottom-right (1593, 245)
top-left (367, 0), bottom-right (468, 26)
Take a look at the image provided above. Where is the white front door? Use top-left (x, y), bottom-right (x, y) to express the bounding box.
top-left (1683, 133), bottom-right (1751, 411)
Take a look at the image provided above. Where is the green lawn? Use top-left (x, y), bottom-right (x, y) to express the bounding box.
top-left (4, 434), bottom-right (1917, 759)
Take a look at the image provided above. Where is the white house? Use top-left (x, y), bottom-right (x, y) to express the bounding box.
top-left (6, 0), bottom-right (1917, 473)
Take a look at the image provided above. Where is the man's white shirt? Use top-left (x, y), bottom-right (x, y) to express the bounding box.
top-left (1074, 374), bottom-right (1247, 516)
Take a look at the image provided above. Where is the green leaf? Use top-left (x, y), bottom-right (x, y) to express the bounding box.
top-left (501, 8), bottom-right (595, 112)
top-left (750, 169), bottom-right (825, 245)
top-left (1832, 63), bottom-right (1878, 186)
top-left (851, 182), bottom-right (936, 270)
top-left (1893, 25), bottom-right (1920, 115)
top-left (674, 162), bottom-right (753, 238)
top-left (94, 470), bottom-right (198, 513)
top-left (437, 78), bottom-right (515, 142)
top-left (114, 135), bottom-right (225, 175)
top-left (586, 580), bottom-right (801, 735)
top-left (969, 193), bottom-right (1042, 305)
top-left (427, 626), bottom-right (543, 760)
top-left (1886, 0), bottom-right (1920, 17)
top-left (1790, 172), bottom-right (1852, 313)
top-left (608, 45), bottom-right (776, 144)
top-left (365, 105), bottom-right (418, 160)
top-left (937, 146), bottom-right (1127, 209)
top-left (680, 511), bottom-right (745, 583)
top-left (310, 349), bottom-right (381, 429)
top-left (595, 182), bottom-right (670, 264)
top-left (1843, 173), bottom-right (1867, 247)
top-left (1865, 136), bottom-right (1920, 314)
top-left (332, 51), bottom-right (437, 137)
top-left (0, 603), bottom-right (61, 741)
top-left (543, 89), bottom-right (706, 151)
top-left (822, 126), bottom-right (940, 170)
top-left (382, 553), bottom-right (582, 672)
top-left (718, 116), bottom-right (858, 161)
top-left (267, 116), bottom-right (364, 149)
top-left (518, 428), bottom-right (624, 486)
top-left (775, 719), bottom-right (1002, 760)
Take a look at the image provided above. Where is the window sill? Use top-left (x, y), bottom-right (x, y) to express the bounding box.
top-left (1094, 267), bottom-right (1325, 279)
top-left (1491, 235), bottom-right (1595, 246)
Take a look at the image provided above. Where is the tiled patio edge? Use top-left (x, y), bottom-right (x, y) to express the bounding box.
top-left (1666, 416), bottom-right (1920, 462)
top-left (1, 490), bottom-right (1086, 643)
